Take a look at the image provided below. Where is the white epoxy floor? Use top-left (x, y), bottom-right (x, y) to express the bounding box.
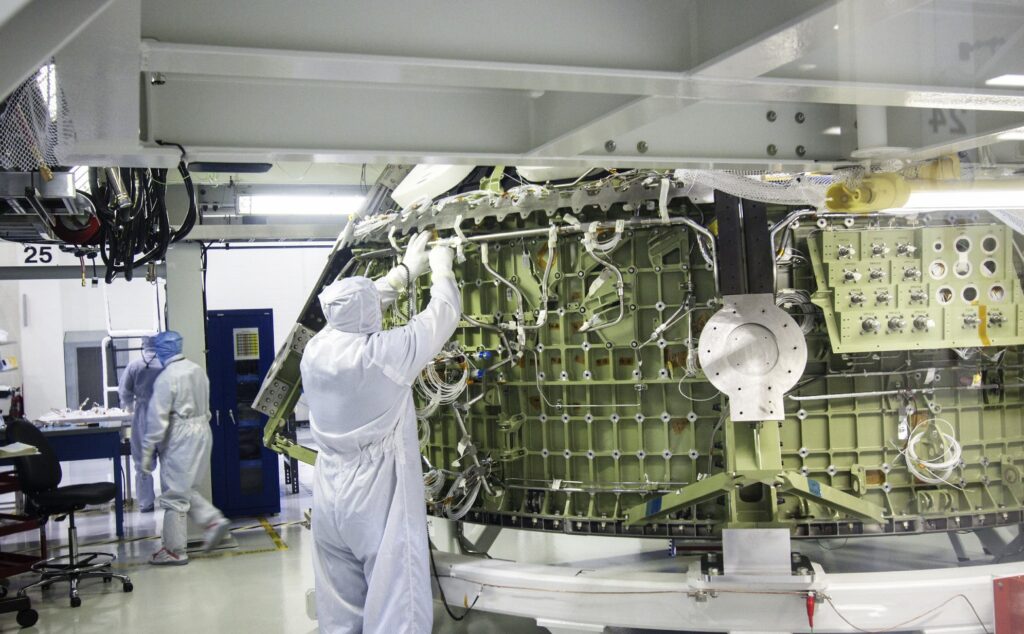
top-left (0, 452), bottom-right (543, 634)
top-left (0, 447), bottom-right (1005, 633)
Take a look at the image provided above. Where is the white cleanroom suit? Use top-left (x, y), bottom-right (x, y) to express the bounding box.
top-left (118, 337), bottom-right (163, 511)
top-left (143, 331), bottom-right (230, 565)
top-left (302, 237), bottom-right (460, 634)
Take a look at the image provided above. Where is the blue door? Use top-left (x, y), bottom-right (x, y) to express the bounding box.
top-left (207, 309), bottom-right (280, 517)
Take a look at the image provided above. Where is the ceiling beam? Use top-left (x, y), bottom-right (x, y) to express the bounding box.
top-left (525, 0), bottom-right (930, 157)
top-left (140, 39), bottom-right (1024, 113)
top-left (182, 223), bottom-right (344, 242)
top-left (0, 263), bottom-right (164, 281)
top-left (529, 96), bottom-right (695, 158)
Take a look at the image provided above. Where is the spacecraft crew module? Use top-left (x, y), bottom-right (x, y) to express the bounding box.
top-left (255, 162), bottom-right (1024, 555)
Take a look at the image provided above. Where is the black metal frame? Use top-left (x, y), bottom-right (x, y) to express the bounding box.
top-left (17, 512), bottom-right (132, 608)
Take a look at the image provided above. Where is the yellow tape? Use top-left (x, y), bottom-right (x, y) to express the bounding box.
top-left (978, 304), bottom-right (991, 347)
top-left (112, 547), bottom-right (282, 570)
top-left (259, 516), bottom-right (289, 551)
top-left (194, 546), bottom-right (280, 561)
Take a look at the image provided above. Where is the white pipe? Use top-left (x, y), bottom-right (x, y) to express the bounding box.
top-left (856, 105), bottom-right (888, 150)
top-left (100, 336), bottom-right (112, 409)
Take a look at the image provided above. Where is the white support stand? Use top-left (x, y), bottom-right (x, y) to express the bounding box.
top-left (431, 529), bottom-right (1009, 633)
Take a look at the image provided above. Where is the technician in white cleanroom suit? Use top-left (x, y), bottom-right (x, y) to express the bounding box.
top-left (141, 330), bottom-right (231, 566)
top-left (302, 233), bottom-right (460, 633)
top-left (118, 336), bottom-right (163, 512)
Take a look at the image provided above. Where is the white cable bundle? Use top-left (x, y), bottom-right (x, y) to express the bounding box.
top-left (434, 189), bottom-right (501, 213)
top-left (581, 219), bottom-right (626, 254)
top-left (507, 184), bottom-right (549, 205)
top-left (673, 169), bottom-right (829, 209)
top-left (442, 470), bottom-right (483, 520)
top-left (423, 468), bottom-right (447, 502)
top-left (352, 212), bottom-right (399, 240)
top-left (902, 418), bottom-right (963, 486)
top-left (776, 289), bottom-right (817, 335)
top-left (414, 355), bottom-right (468, 419)
top-left (417, 417), bottom-right (431, 445)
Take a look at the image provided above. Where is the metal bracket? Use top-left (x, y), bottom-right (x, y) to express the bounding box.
top-left (624, 469), bottom-right (885, 527)
top-left (976, 524), bottom-right (1024, 563)
top-left (455, 523), bottom-right (502, 557)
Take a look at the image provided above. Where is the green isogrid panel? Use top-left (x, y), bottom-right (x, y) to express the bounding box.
top-left (353, 205), bottom-right (1024, 538)
top-left (812, 224), bottom-right (1024, 353)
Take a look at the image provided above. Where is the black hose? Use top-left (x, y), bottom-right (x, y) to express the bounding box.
top-left (429, 541), bottom-right (479, 621)
top-left (85, 141), bottom-right (197, 282)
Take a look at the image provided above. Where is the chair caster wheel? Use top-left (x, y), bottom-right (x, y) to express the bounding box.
top-left (103, 576), bottom-right (112, 583)
top-left (16, 608), bottom-right (38, 627)
top-left (70, 596), bottom-right (81, 608)
top-left (123, 582), bottom-right (133, 593)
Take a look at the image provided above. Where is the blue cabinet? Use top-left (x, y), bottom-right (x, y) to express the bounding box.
top-left (206, 309), bottom-right (280, 517)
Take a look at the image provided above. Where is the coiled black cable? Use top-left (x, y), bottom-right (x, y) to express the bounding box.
top-left (86, 141), bottom-right (197, 282)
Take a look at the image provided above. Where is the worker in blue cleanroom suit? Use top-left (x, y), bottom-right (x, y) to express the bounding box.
top-left (142, 330), bottom-right (231, 566)
top-left (301, 233), bottom-right (460, 633)
top-left (118, 336), bottom-right (163, 512)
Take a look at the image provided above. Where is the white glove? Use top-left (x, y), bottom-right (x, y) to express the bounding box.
top-left (402, 232), bottom-right (431, 278)
top-left (429, 245), bottom-right (455, 280)
top-left (384, 232), bottom-right (431, 291)
top-left (141, 450), bottom-right (154, 475)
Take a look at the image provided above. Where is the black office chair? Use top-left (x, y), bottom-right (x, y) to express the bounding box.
top-left (6, 420), bottom-right (133, 607)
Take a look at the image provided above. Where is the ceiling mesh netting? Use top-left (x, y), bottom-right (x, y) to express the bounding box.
top-left (0, 61), bottom-right (75, 171)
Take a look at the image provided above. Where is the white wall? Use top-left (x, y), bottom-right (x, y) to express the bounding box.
top-left (204, 246), bottom-right (329, 351)
top-left (0, 243), bottom-right (164, 419)
top-left (21, 278), bottom-right (162, 419)
top-left (0, 244), bottom-right (25, 400)
top-left (1, 242), bottom-right (327, 421)
top-left (204, 245), bottom-right (331, 421)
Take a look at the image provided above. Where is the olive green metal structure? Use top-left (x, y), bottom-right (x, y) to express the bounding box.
top-left (256, 168), bottom-right (1024, 542)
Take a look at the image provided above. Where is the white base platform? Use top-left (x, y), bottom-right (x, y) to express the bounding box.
top-left (429, 519), bottom-right (1021, 633)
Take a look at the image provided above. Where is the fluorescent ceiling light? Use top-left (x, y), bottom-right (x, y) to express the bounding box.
top-left (822, 126), bottom-right (842, 136)
top-left (902, 186), bottom-right (1024, 211)
top-left (237, 194), bottom-right (365, 215)
top-left (997, 129), bottom-right (1024, 141)
top-left (985, 74), bottom-right (1024, 87)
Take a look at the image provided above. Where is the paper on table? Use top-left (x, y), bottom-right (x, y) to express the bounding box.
top-left (0, 441), bottom-right (39, 457)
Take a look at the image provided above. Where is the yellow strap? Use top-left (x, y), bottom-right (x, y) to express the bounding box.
top-left (978, 304), bottom-right (991, 347)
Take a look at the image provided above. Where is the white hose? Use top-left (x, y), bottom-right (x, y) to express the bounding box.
top-left (423, 468), bottom-right (447, 502)
top-left (415, 351), bottom-right (468, 419)
top-left (901, 418), bottom-right (963, 487)
top-left (442, 471), bottom-right (483, 520)
top-left (776, 289), bottom-right (817, 335)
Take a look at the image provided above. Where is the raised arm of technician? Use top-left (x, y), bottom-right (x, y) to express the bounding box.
top-left (374, 232), bottom-right (431, 309)
top-left (140, 375), bottom-right (174, 473)
top-left (374, 244), bottom-right (461, 386)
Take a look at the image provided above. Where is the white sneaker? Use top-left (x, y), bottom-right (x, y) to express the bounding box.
top-left (150, 547), bottom-right (188, 566)
top-left (202, 518), bottom-right (231, 552)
